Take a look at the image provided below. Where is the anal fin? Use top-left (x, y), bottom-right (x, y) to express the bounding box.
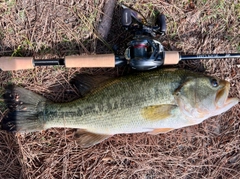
top-left (74, 129), bottom-right (112, 148)
top-left (148, 128), bottom-right (174, 135)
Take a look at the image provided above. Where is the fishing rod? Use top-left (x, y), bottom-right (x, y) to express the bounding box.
top-left (0, 5), bottom-right (239, 71)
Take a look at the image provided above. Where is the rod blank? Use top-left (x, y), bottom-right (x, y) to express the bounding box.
top-left (34, 59), bottom-right (65, 66)
top-left (180, 53), bottom-right (240, 60)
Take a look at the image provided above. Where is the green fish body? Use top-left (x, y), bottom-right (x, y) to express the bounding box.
top-left (1, 69), bottom-right (238, 147)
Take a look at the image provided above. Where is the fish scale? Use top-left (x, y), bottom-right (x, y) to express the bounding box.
top-left (43, 70), bottom-right (182, 131)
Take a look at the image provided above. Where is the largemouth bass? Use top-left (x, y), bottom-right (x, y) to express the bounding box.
top-left (1, 69), bottom-right (239, 148)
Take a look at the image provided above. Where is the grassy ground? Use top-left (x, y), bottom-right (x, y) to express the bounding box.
top-left (0, 0), bottom-right (240, 178)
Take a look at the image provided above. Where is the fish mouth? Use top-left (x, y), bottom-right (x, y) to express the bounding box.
top-left (215, 81), bottom-right (239, 111)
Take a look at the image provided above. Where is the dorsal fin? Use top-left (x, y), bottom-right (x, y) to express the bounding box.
top-left (70, 74), bottom-right (113, 96)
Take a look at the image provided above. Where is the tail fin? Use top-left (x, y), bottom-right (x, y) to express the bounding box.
top-left (1, 86), bottom-right (47, 133)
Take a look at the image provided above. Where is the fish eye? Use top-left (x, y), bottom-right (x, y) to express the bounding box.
top-left (210, 78), bottom-right (219, 87)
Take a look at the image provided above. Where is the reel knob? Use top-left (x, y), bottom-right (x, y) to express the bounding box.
top-left (156, 14), bottom-right (166, 35)
top-left (121, 8), bottom-right (132, 27)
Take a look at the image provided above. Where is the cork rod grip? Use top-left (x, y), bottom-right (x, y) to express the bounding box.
top-left (164, 51), bottom-right (180, 65)
top-left (65, 54), bottom-right (115, 68)
top-left (0, 57), bottom-right (34, 71)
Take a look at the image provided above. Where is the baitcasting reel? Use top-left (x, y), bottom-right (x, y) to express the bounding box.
top-left (119, 5), bottom-right (240, 70)
top-left (121, 5), bottom-right (166, 70)
top-left (0, 5), bottom-right (239, 71)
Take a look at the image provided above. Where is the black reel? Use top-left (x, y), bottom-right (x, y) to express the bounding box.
top-left (124, 37), bottom-right (164, 70)
top-left (121, 6), bottom-right (167, 70)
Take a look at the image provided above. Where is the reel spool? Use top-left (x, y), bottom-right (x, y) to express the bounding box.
top-left (124, 38), bottom-right (164, 70)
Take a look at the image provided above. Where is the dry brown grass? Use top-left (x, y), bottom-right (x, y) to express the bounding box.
top-left (0, 0), bottom-right (240, 178)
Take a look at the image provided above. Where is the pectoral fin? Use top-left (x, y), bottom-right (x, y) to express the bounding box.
top-left (74, 129), bottom-right (112, 148)
top-left (148, 128), bottom-right (174, 135)
top-left (142, 104), bottom-right (177, 121)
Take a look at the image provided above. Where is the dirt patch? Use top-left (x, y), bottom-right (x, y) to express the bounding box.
top-left (0, 0), bottom-right (240, 178)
